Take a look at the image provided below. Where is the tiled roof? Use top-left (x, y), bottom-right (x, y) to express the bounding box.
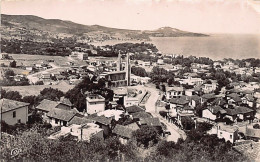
top-left (183, 106), bottom-right (194, 110)
top-left (212, 98), bottom-right (227, 106)
top-left (131, 112), bottom-right (152, 120)
top-left (36, 99), bottom-right (59, 112)
top-left (227, 93), bottom-right (242, 102)
top-left (125, 105), bottom-right (145, 114)
top-left (166, 86), bottom-right (184, 92)
top-left (225, 106), bottom-right (254, 116)
top-left (169, 98), bottom-right (189, 105)
top-left (60, 97), bottom-right (73, 107)
top-left (207, 106), bottom-right (226, 115)
top-left (0, 99), bottom-right (29, 113)
top-left (218, 123), bottom-right (238, 133)
top-left (124, 122), bottom-right (140, 130)
top-left (68, 116), bottom-right (93, 125)
top-left (140, 118), bottom-right (161, 127)
top-left (112, 124), bottom-right (136, 139)
top-left (201, 93), bottom-right (216, 99)
top-left (47, 109), bottom-right (77, 121)
top-left (191, 95), bottom-right (200, 101)
top-left (245, 94), bottom-right (254, 102)
top-left (87, 114), bottom-right (112, 125)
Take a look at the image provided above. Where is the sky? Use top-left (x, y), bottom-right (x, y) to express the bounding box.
top-left (1, 0), bottom-right (260, 34)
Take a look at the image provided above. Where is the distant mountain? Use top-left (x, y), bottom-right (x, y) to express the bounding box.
top-left (1, 14), bottom-right (208, 42)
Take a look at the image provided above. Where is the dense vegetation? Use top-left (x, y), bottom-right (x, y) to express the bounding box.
top-left (1, 76), bottom-right (113, 112)
top-left (0, 69), bottom-right (30, 86)
top-left (0, 121), bottom-right (247, 162)
top-left (131, 66), bottom-right (148, 77)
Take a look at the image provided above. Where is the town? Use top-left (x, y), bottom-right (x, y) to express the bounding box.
top-left (1, 41), bottom-right (260, 161)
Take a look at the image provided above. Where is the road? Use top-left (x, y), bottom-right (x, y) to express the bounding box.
top-left (27, 63), bottom-right (67, 84)
top-left (144, 84), bottom-right (186, 142)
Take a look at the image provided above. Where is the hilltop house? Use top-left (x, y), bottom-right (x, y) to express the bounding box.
top-left (49, 123), bottom-right (103, 142)
top-left (168, 98), bottom-right (189, 117)
top-left (0, 99), bottom-right (29, 125)
top-left (202, 106), bottom-right (226, 121)
top-left (47, 108), bottom-right (82, 127)
top-left (202, 83), bottom-right (217, 94)
top-left (86, 113), bottom-right (113, 137)
top-left (166, 87), bottom-right (184, 100)
top-left (36, 98), bottom-right (73, 117)
top-left (86, 94), bottom-right (106, 115)
top-left (112, 124), bottom-right (138, 144)
top-left (217, 123), bottom-right (238, 143)
top-left (226, 93), bottom-right (242, 106)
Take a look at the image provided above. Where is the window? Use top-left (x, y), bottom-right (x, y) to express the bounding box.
top-left (230, 135), bottom-right (232, 139)
top-left (13, 111), bottom-right (16, 118)
top-left (55, 119), bottom-right (59, 124)
top-left (17, 119), bottom-right (21, 123)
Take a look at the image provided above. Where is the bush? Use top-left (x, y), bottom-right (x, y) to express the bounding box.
top-left (253, 124), bottom-right (260, 129)
top-left (132, 125), bottom-right (159, 148)
top-left (159, 111), bottom-right (168, 117)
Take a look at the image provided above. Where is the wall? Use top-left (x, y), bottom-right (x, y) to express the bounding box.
top-left (217, 129), bottom-right (237, 143)
top-left (1, 106), bottom-right (28, 125)
top-left (202, 109), bottom-right (216, 121)
top-left (86, 101), bottom-right (105, 114)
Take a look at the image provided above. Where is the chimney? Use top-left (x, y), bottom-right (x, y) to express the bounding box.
top-left (125, 53), bottom-right (131, 86)
top-left (117, 51), bottom-right (122, 71)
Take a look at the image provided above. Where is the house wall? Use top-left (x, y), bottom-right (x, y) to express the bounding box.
top-left (49, 118), bottom-right (67, 127)
top-left (99, 124), bottom-right (110, 137)
top-left (89, 130), bottom-right (104, 141)
top-left (86, 101), bottom-right (105, 114)
top-left (2, 106), bottom-right (28, 125)
top-left (202, 109), bottom-right (216, 121)
top-left (124, 97), bottom-right (139, 107)
top-left (170, 103), bottom-right (177, 109)
top-left (166, 91), bottom-right (183, 100)
top-left (190, 100), bottom-right (196, 107)
top-left (217, 129), bottom-right (237, 143)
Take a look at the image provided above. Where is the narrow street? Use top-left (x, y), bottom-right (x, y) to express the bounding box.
top-left (144, 84), bottom-right (186, 142)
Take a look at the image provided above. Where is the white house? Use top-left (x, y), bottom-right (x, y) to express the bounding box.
top-left (202, 106), bottom-right (226, 121)
top-left (217, 123), bottom-right (238, 143)
top-left (86, 94), bottom-right (106, 115)
top-left (49, 123), bottom-right (103, 142)
top-left (166, 87), bottom-right (184, 100)
top-left (0, 99), bottom-right (29, 125)
top-left (202, 83), bottom-right (217, 94)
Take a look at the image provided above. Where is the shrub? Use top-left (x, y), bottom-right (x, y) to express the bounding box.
top-left (253, 124), bottom-right (260, 129)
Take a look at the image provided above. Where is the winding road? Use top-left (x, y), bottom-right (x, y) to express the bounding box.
top-left (144, 84), bottom-right (186, 142)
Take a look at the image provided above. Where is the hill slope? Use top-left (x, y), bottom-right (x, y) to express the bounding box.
top-left (1, 14), bottom-right (208, 42)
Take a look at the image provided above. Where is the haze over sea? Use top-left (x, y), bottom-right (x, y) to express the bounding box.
top-left (91, 34), bottom-right (260, 60)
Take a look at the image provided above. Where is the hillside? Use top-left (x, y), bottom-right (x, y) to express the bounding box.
top-left (1, 14), bottom-right (208, 42)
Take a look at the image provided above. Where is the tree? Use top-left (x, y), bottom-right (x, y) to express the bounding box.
top-left (2, 90), bottom-right (22, 101)
top-left (253, 124), bottom-right (260, 129)
top-left (35, 81), bottom-right (44, 85)
top-left (39, 88), bottom-right (64, 101)
top-left (9, 60), bottom-right (16, 68)
top-left (132, 125), bottom-right (159, 148)
top-left (161, 84), bottom-right (166, 92)
top-left (4, 69), bottom-right (15, 80)
top-left (167, 78), bottom-right (173, 86)
top-left (181, 116), bottom-right (195, 130)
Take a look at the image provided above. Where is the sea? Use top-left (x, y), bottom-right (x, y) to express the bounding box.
top-left (90, 34), bottom-right (260, 60)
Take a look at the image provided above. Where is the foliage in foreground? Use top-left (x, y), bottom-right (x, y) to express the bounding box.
top-left (0, 121), bottom-right (248, 162)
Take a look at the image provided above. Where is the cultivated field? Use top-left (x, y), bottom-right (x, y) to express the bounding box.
top-left (2, 81), bottom-right (74, 97)
top-left (8, 53), bottom-right (70, 67)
